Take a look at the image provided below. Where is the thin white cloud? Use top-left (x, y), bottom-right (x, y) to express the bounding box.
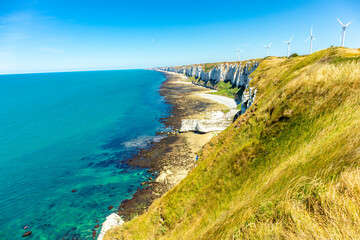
top-left (0, 32), bottom-right (29, 41)
top-left (0, 12), bottom-right (34, 24)
top-left (41, 47), bottom-right (63, 53)
top-left (0, 51), bottom-right (14, 58)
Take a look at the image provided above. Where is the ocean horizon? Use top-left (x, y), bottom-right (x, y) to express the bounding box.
top-left (0, 68), bottom-right (148, 76)
top-left (0, 69), bottom-right (169, 239)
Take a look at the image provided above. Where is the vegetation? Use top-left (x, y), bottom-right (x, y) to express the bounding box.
top-left (212, 81), bottom-right (241, 98)
top-left (186, 76), bottom-right (196, 82)
top-left (105, 47), bottom-right (360, 240)
top-left (203, 63), bottom-right (218, 73)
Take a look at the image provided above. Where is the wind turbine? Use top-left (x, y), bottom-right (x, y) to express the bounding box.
top-left (282, 36), bottom-right (293, 57)
top-left (263, 42), bottom-right (272, 56)
top-left (305, 27), bottom-right (316, 54)
top-left (236, 47), bottom-right (243, 61)
top-left (337, 18), bottom-right (353, 47)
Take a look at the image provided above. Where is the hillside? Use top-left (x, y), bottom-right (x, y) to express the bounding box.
top-left (105, 47), bottom-right (360, 239)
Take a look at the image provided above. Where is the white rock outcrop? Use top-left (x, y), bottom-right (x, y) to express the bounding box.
top-left (241, 85), bottom-right (257, 114)
top-left (180, 109), bottom-right (239, 133)
top-left (97, 213), bottom-right (124, 240)
top-left (155, 172), bottom-right (168, 183)
top-left (155, 168), bottom-right (189, 186)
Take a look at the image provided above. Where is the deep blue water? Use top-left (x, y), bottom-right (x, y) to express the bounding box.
top-left (0, 70), bottom-right (169, 239)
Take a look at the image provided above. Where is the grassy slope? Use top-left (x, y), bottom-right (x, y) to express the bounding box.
top-left (106, 47), bottom-right (360, 239)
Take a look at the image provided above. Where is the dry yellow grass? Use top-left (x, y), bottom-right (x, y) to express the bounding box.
top-left (105, 47), bottom-right (360, 240)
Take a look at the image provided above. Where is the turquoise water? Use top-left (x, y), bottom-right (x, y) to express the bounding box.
top-left (0, 70), bottom-right (168, 239)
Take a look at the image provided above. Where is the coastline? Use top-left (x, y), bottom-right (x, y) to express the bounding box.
top-left (116, 71), bottom-right (235, 221)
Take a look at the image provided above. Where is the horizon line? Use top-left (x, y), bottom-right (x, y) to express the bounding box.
top-left (0, 67), bottom-right (150, 76)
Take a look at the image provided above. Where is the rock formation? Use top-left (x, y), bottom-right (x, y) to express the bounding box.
top-left (156, 60), bottom-right (259, 116)
top-left (180, 109), bottom-right (239, 133)
top-left (97, 213), bottom-right (124, 240)
top-left (158, 61), bottom-right (258, 88)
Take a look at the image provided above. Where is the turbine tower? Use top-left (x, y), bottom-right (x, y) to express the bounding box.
top-left (236, 47), bottom-right (243, 61)
top-left (263, 42), bottom-right (272, 56)
top-left (337, 18), bottom-right (353, 47)
top-left (282, 36), bottom-right (293, 57)
top-left (305, 27), bottom-right (316, 54)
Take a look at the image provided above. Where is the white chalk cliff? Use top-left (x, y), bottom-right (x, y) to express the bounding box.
top-left (158, 61), bottom-right (258, 88)
top-left (97, 213), bottom-right (124, 240)
top-left (156, 60), bottom-right (259, 116)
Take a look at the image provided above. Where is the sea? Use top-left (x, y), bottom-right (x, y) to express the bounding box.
top-left (0, 70), bottom-right (169, 239)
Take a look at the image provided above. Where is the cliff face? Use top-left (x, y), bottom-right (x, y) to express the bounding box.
top-left (157, 61), bottom-right (259, 115)
top-left (159, 61), bottom-right (259, 88)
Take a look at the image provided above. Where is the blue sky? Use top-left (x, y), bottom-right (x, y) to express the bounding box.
top-left (0, 0), bottom-right (359, 73)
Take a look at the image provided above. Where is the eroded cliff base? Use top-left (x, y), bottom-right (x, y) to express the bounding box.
top-left (118, 72), bottom-right (230, 220)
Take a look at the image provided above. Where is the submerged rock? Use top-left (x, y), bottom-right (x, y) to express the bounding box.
top-left (22, 231), bottom-right (32, 237)
top-left (97, 213), bottom-right (124, 240)
top-left (108, 206), bottom-right (113, 210)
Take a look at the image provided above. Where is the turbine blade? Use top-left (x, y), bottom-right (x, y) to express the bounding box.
top-left (282, 41), bottom-right (288, 43)
top-left (269, 42), bottom-right (272, 47)
top-left (289, 35), bottom-right (293, 42)
top-left (313, 36), bottom-right (317, 41)
top-left (263, 44), bottom-right (267, 47)
top-left (305, 36), bottom-right (311, 43)
top-left (311, 26), bottom-right (313, 35)
top-left (345, 20), bottom-right (354, 27)
top-left (337, 18), bottom-right (345, 27)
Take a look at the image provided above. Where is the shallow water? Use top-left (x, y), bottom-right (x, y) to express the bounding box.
top-left (0, 70), bottom-right (168, 239)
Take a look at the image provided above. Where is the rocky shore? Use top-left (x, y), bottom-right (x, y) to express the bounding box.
top-left (98, 71), bottom-right (239, 238)
top-left (118, 71), bottom-right (233, 218)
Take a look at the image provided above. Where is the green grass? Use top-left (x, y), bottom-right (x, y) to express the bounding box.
top-left (185, 76), bottom-right (196, 82)
top-left (203, 63), bottom-right (218, 73)
top-left (212, 81), bottom-right (241, 98)
top-left (331, 55), bottom-right (360, 64)
top-left (105, 47), bottom-right (360, 240)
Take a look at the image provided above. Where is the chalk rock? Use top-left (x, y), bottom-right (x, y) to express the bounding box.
top-left (155, 172), bottom-right (168, 183)
top-left (241, 85), bottom-right (257, 114)
top-left (97, 213), bottom-right (124, 240)
top-left (180, 110), bottom-right (238, 133)
top-left (166, 169), bottom-right (189, 186)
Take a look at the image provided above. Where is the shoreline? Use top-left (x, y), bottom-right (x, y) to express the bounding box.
top-left (115, 71), bottom-right (235, 221)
